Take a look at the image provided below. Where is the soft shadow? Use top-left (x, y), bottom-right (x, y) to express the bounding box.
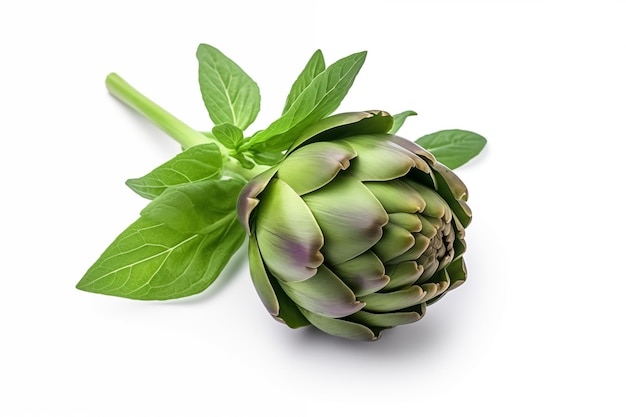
top-left (284, 305), bottom-right (457, 361)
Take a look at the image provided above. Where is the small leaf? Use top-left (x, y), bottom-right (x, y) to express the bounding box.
top-left (230, 152), bottom-right (255, 170)
top-left (389, 110), bottom-right (417, 134)
top-left (416, 129), bottom-right (487, 169)
top-left (126, 144), bottom-right (223, 199)
top-left (197, 44), bottom-right (261, 130)
top-left (282, 50), bottom-right (326, 115)
top-left (244, 51), bottom-right (367, 153)
top-left (212, 123), bottom-right (244, 150)
top-left (140, 178), bottom-right (245, 234)
top-left (76, 215), bottom-right (246, 300)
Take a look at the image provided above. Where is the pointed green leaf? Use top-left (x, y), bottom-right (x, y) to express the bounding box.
top-left (416, 129), bottom-right (487, 169)
top-left (125, 144), bottom-right (223, 200)
top-left (282, 50), bottom-right (326, 114)
top-left (140, 178), bottom-right (244, 234)
top-left (197, 44), bottom-right (260, 130)
top-left (212, 123), bottom-right (244, 150)
top-left (389, 110), bottom-right (417, 134)
top-left (244, 51), bottom-right (367, 153)
top-left (76, 215), bottom-right (245, 300)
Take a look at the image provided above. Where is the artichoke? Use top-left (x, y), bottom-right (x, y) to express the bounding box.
top-left (237, 110), bottom-right (472, 341)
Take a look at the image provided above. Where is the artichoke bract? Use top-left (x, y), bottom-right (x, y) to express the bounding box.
top-left (237, 110), bottom-right (472, 341)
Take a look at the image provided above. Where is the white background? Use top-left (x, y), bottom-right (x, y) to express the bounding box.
top-left (1, 1), bottom-right (624, 415)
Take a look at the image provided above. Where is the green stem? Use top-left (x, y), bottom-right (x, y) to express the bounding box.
top-left (105, 73), bottom-right (213, 149)
top-left (105, 73), bottom-right (271, 181)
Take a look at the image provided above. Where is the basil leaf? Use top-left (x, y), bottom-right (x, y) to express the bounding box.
top-left (389, 110), bottom-right (417, 134)
top-left (76, 215), bottom-right (246, 300)
top-left (126, 143), bottom-right (222, 200)
top-left (282, 50), bottom-right (326, 115)
top-left (416, 129), bottom-right (487, 169)
top-left (141, 178), bottom-right (244, 234)
top-left (197, 44), bottom-right (261, 130)
top-left (212, 123), bottom-right (244, 150)
top-left (244, 51), bottom-right (367, 152)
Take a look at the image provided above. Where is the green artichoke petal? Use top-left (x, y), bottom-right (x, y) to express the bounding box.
top-left (387, 135), bottom-right (437, 166)
top-left (384, 261), bottom-right (424, 291)
top-left (452, 232), bottom-right (467, 259)
top-left (237, 166), bottom-right (279, 234)
top-left (419, 269), bottom-right (451, 304)
top-left (364, 180), bottom-right (426, 214)
top-left (387, 233), bottom-right (430, 265)
top-left (288, 110), bottom-right (394, 152)
top-left (388, 213), bottom-right (422, 233)
top-left (407, 182), bottom-right (451, 221)
top-left (385, 136), bottom-right (439, 189)
top-left (338, 135), bottom-right (420, 181)
top-left (302, 176), bottom-right (388, 265)
top-left (277, 141), bottom-right (357, 195)
top-left (256, 178), bottom-right (324, 282)
top-left (279, 265), bottom-right (364, 318)
top-left (445, 257), bottom-right (467, 291)
top-left (431, 168), bottom-right (472, 228)
top-left (417, 251), bottom-right (439, 281)
top-left (417, 214), bottom-right (441, 239)
top-left (360, 285), bottom-right (428, 312)
top-left (331, 251), bottom-right (389, 297)
top-left (433, 161), bottom-right (469, 201)
top-left (299, 308), bottom-right (380, 341)
top-left (248, 235), bottom-right (279, 316)
top-left (267, 271), bottom-right (311, 328)
top-left (372, 223), bottom-right (415, 263)
top-left (249, 233), bottom-right (310, 328)
top-left (349, 310), bottom-right (422, 328)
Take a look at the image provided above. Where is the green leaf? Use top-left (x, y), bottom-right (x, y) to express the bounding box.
top-left (244, 51), bottom-right (367, 153)
top-left (76, 215), bottom-right (246, 300)
top-left (212, 123), bottom-right (244, 150)
top-left (416, 129), bottom-right (487, 169)
top-left (389, 110), bottom-right (417, 134)
top-left (126, 144), bottom-right (223, 200)
top-left (197, 44), bottom-right (261, 130)
top-left (230, 152), bottom-right (255, 170)
top-left (140, 178), bottom-right (245, 234)
top-left (282, 50), bottom-right (326, 115)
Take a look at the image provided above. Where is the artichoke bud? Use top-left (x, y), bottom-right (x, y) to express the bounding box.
top-left (237, 110), bottom-right (471, 341)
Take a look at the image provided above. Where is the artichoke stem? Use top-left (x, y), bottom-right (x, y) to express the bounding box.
top-left (105, 72), bottom-right (215, 150)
